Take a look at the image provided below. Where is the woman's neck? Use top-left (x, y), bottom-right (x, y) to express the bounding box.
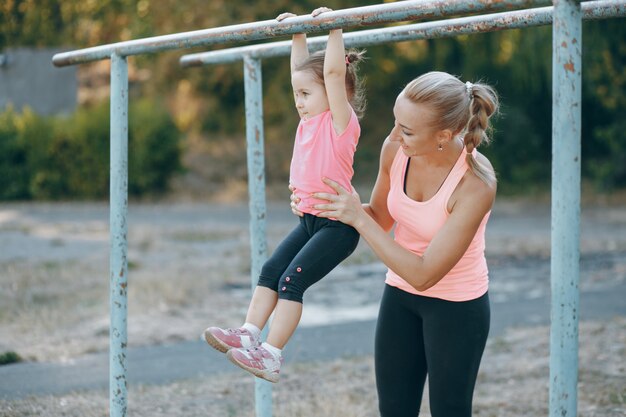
top-left (413, 136), bottom-right (464, 168)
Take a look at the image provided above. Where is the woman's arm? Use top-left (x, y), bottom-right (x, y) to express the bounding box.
top-left (363, 137), bottom-right (398, 232)
top-left (314, 170), bottom-right (496, 291)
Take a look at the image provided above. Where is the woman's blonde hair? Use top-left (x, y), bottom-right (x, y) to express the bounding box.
top-left (295, 49), bottom-right (367, 119)
top-left (402, 71), bottom-right (499, 186)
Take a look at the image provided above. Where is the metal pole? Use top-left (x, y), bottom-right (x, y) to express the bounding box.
top-left (243, 55), bottom-right (272, 417)
top-left (52, 0), bottom-right (554, 67)
top-left (180, 0), bottom-right (624, 67)
top-left (550, 1), bottom-right (582, 416)
top-left (109, 53), bottom-right (129, 417)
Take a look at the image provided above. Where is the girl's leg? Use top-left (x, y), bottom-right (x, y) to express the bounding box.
top-left (375, 285), bottom-right (427, 417)
top-left (250, 220), bottom-right (311, 329)
top-left (265, 299), bottom-right (302, 349)
top-left (227, 218), bottom-right (359, 383)
top-left (245, 286), bottom-right (278, 330)
top-left (422, 292), bottom-right (490, 417)
top-left (204, 221), bottom-right (310, 354)
top-left (266, 219), bottom-right (359, 348)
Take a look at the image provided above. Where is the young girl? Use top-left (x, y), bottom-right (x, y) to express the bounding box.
top-left (203, 7), bottom-right (366, 383)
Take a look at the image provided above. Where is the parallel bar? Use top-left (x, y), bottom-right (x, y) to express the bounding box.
top-left (550, 1), bottom-right (582, 417)
top-left (109, 53), bottom-right (129, 417)
top-left (181, 0), bottom-right (624, 66)
top-left (243, 55), bottom-right (273, 417)
top-left (52, 0), bottom-right (553, 67)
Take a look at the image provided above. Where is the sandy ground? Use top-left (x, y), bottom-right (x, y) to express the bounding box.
top-left (1, 318), bottom-right (625, 417)
top-left (0, 198), bottom-right (625, 416)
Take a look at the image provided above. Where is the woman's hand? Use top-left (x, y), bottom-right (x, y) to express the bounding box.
top-left (312, 178), bottom-right (364, 227)
top-left (289, 185), bottom-right (304, 217)
top-left (311, 7), bottom-right (332, 17)
top-left (276, 12), bottom-right (297, 21)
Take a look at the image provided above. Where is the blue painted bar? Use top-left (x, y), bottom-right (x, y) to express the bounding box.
top-left (180, 0), bottom-right (624, 66)
top-left (243, 55), bottom-right (273, 417)
top-left (550, 1), bottom-right (582, 417)
top-left (109, 53), bottom-right (129, 417)
top-left (52, 0), bottom-right (553, 67)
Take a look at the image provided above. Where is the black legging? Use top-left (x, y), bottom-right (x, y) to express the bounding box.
top-left (375, 284), bottom-right (490, 417)
top-left (257, 213), bottom-right (359, 303)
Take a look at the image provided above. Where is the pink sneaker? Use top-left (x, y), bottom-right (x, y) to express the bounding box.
top-left (203, 327), bottom-right (260, 353)
top-left (226, 345), bottom-right (283, 383)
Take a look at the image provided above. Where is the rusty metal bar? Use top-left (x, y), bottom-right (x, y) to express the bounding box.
top-left (109, 52), bottom-right (129, 417)
top-left (550, 1), bottom-right (583, 416)
top-left (181, 0), bottom-right (623, 66)
top-left (243, 55), bottom-right (273, 417)
top-left (52, 0), bottom-right (554, 67)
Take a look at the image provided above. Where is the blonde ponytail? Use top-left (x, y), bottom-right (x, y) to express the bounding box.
top-left (463, 83), bottom-right (499, 186)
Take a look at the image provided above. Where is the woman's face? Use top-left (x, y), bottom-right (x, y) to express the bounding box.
top-left (389, 94), bottom-right (442, 157)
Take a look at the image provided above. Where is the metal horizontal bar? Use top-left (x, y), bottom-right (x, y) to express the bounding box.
top-left (53, 0), bottom-right (554, 67)
top-left (180, 0), bottom-right (625, 67)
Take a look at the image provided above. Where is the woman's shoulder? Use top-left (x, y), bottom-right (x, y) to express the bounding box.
top-left (380, 137), bottom-right (401, 170)
top-left (381, 136), bottom-right (401, 157)
top-left (474, 151), bottom-right (495, 174)
top-left (462, 152), bottom-right (496, 201)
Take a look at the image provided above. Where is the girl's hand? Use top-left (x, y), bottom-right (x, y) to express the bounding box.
top-left (276, 12), bottom-right (297, 21)
top-left (289, 184), bottom-right (304, 217)
top-left (312, 178), bottom-right (364, 227)
top-left (311, 7), bottom-right (332, 17)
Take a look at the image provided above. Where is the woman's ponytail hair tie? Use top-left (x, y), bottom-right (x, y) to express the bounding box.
top-left (465, 81), bottom-right (474, 99)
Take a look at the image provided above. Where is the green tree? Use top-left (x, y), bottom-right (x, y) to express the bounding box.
top-left (2, 2), bottom-right (624, 195)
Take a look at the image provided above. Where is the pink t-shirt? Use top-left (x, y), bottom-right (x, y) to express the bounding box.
top-left (290, 109), bottom-right (360, 216)
top-left (385, 146), bottom-right (490, 301)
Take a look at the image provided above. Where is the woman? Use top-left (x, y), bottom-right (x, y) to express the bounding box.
top-left (292, 71), bottom-right (499, 417)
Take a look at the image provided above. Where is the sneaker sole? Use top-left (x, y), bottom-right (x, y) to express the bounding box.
top-left (203, 330), bottom-right (230, 353)
top-left (226, 350), bottom-right (279, 383)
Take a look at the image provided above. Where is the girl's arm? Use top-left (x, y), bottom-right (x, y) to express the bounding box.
top-left (314, 8), bottom-right (351, 135)
top-left (313, 170), bottom-right (496, 292)
top-left (276, 12), bottom-right (308, 73)
top-left (290, 34), bottom-right (308, 73)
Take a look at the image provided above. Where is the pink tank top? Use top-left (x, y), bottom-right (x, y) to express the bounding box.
top-left (290, 109), bottom-right (360, 216)
top-left (385, 146), bottom-right (490, 301)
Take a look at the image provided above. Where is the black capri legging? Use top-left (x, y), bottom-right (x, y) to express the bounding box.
top-left (257, 213), bottom-right (359, 303)
top-left (375, 284), bottom-right (490, 417)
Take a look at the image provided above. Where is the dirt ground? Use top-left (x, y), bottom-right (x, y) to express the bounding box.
top-left (0, 198), bottom-right (625, 416)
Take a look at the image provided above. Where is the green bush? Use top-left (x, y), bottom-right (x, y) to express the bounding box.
top-left (0, 108), bottom-right (30, 199)
top-left (128, 99), bottom-right (183, 195)
top-left (0, 100), bottom-right (182, 200)
top-left (0, 351), bottom-right (22, 365)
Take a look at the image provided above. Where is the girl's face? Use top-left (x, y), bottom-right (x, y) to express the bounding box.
top-left (291, 70), bottom-right (329, 120)
top-left (389, 94), bottom-right (443, 157)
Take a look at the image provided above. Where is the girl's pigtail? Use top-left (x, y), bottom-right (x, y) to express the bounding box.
top-left (345, 49), bottom-right (367, 119)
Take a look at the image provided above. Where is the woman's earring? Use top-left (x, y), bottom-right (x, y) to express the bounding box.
top-left (437, 143), bottom-right (443, 151)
